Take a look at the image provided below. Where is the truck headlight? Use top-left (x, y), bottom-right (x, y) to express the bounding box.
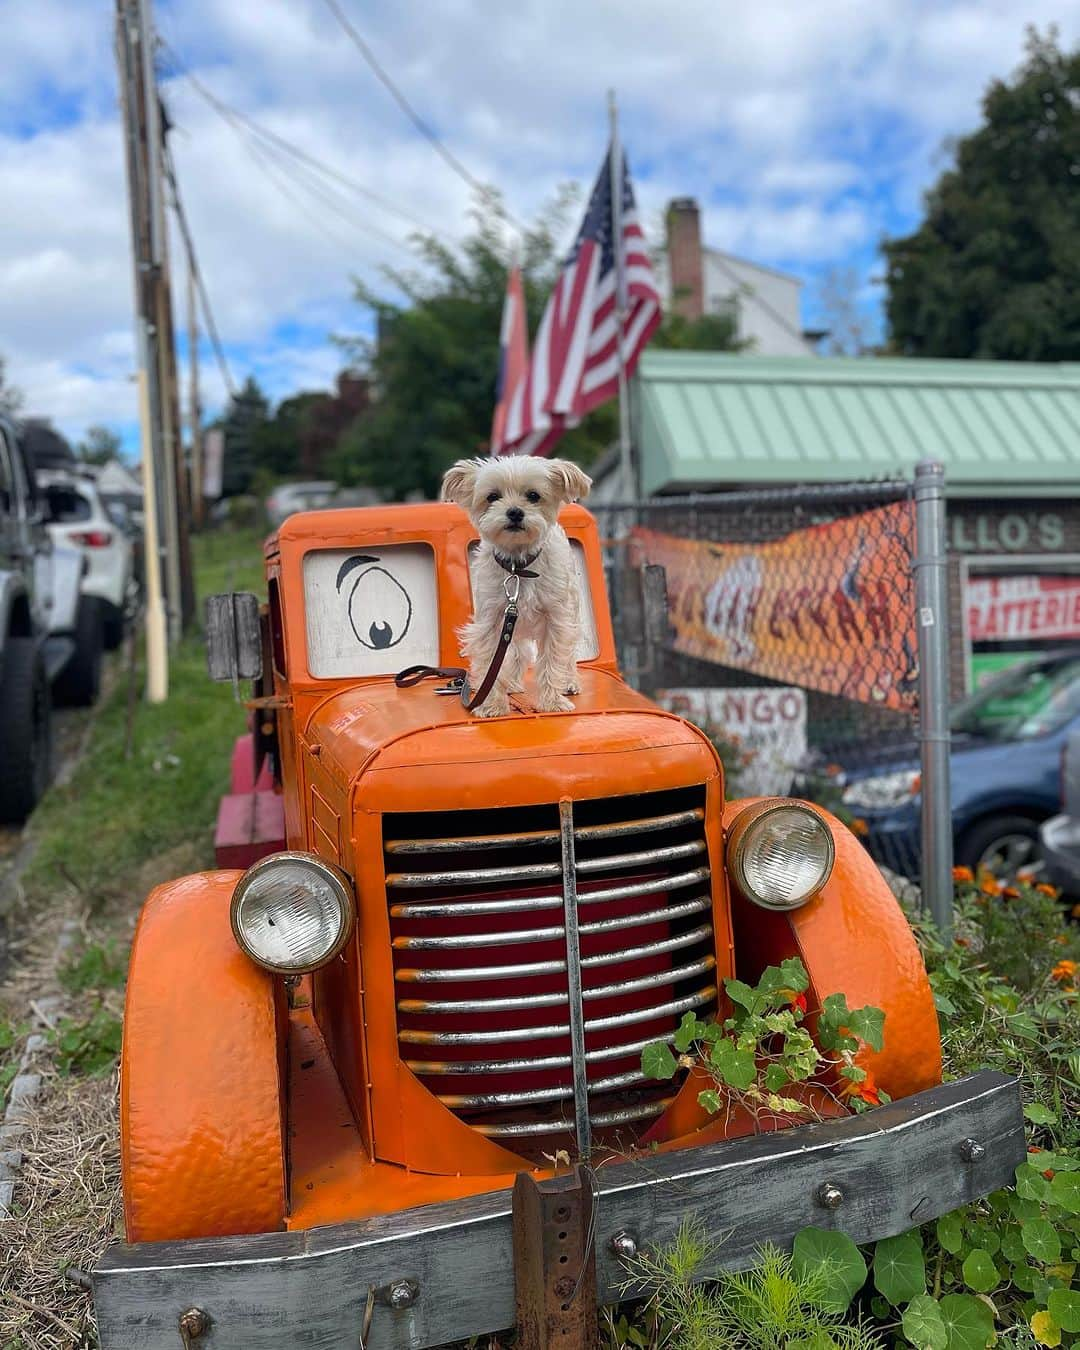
top-left (727, 801), bottom-right (835, 911)
top-left (230, 852), bottom-right (354, 974)
top-left (842, 769), bottom-right (920, 810)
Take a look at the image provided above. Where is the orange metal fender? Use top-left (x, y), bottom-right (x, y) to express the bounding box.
top-left (724, 800), bottom-right (942, 1101)
top-left (121, 871), bottom-right (287, 1243)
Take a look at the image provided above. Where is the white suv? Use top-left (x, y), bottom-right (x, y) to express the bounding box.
top-left (39, 470), bottom-right (135, 651)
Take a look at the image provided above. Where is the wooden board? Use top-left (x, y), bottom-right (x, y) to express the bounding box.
top-left (94, 1071), bottom-right (1023, 1350)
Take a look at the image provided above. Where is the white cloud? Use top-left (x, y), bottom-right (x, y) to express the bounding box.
top-left (0, 0), bottom-right (1076, 445)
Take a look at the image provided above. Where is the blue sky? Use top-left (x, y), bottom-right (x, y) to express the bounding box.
top-left (2, 0), bottom-right (1078, 460)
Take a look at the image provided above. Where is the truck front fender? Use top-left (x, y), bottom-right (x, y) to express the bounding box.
top-left (121, 871), bottom-right (287, 1243)
top-left (724, 799), bottom-right (942, 1101)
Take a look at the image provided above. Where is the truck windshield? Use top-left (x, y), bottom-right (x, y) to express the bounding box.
top-left (951, 656), bottom-right (1080, 742)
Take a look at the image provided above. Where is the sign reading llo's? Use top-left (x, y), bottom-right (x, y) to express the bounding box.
top-left (950, 511), bottom-right (1065, 554)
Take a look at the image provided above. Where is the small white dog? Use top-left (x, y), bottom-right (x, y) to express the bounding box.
top-left (441, 455), bottom-right (592, 718)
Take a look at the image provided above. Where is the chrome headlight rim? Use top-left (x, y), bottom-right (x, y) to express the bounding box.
top-left (726, 799), bottom-right (836, 912)
top-left (230, 850), bottom-right (355, 976)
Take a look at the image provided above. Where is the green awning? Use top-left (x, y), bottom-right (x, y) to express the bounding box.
top-left (634, 351), bottom-right (1080, 498)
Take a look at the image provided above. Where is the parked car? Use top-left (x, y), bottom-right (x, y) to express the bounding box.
top-left (806, 647), bottom-right (1080, 882)
top-left (265, 480), bottom-right (337, 527)
top-left (1039, 726), bottom-right (1080, 898)
top-left (0, 414), bottom-right (83, 821)
top-left (91, 502), bottom-right (1023, 1348)
top-left (39, 469), bottom-right (136, 653)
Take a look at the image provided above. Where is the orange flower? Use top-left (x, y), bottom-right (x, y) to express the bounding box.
top-left (838, 1068), bottom-right (880, 1106)
top-left (979, 873), bottom-right (1003, 897)
top-left (1051, 959), bottom-right (1078, 983)
top-left (790, 992), bottom-right (808, 1014)
top-left (1003, 886), bottom-right (1020, 900)
top-left (955, 936), bottom-right (971, 948)
top-left (1037, 882), bottom-right (1060, 898)
top-left (825, 763), bottom-right (843, 778)
top-left (1072, 904), bottom-right (1080, 920)
top-left (1017, 869), bottom-right (1037, 884)
top-left (1043, 1169), bottom-right (1056, 1181)
top-left (849, 817), bottom-right (869, 838)
top-left (952, 865), bottom-right (974, 884)
top-left (1029, 1145), bottom-right (1044, 1154)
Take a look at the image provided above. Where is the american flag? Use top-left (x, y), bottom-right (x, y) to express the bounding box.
top-left (498, 143), bottom-right (661, 456)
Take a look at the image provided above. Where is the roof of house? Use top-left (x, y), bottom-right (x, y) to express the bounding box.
top-left (633, 351), bottom-right (1080, 498)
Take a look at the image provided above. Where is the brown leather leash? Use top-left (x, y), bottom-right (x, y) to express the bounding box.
top-left (395, 560), bottom-right (533, 712)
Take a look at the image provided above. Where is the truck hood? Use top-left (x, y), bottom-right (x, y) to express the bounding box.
top-left (304, 668), bottom-right (721, 812)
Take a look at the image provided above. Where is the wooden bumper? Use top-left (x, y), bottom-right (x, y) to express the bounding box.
top-left (95, 1072), bottom-right (1023, 1350)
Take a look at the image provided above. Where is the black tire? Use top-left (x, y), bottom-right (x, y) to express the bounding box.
top-left (0, 638), bottom-right (53, 823)
top-left (957, 812), bottom-right (1041, 881)
top-left (103, 603), bottom-right (125, 651)
top-left (54, 596), bottom-right (104, 707)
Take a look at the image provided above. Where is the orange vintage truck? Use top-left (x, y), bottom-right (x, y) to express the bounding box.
top-left (93, 502), bottom-right (1023, 1349)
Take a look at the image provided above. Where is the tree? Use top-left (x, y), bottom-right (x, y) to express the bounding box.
top-left (884, 29), bottom-right (1080, 360)
top-left (0, 356), bottom-right (21, 418)
top-left (219, 376), bottom-right (270, 497)
top-left (815, 267), bottom-right (874, 356)
top-left (653, 310), bottom-right (748, 352)
top-left (77, 425), bottom-right (122, 466)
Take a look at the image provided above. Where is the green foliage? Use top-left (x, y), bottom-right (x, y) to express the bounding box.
top-left (643, 958), bottom-right (887, 1123)
top-left (76, 424), bottom-right (122, 466)
top-left (884, 30), bottom-right (1080, 359)
top-left (51, 1006), bottom-right (122, 1076)
top-left (0, 1014), bottom-right (24, 1100)
top-left (58, 941), bottom-right (127, 995)
top-left (791, 1229), bottom-right (868, 1313)
top-left (622, 1221), bottom-right (882, 1349)
top-left (219, 376), bottom-right (270, 498)
top-left (652, 310), bottom-right (750, 354)
top-left (874, 1231), bottom-right (927, 1306)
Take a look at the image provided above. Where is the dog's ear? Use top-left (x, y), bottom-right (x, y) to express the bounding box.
top-left (546, 458), bottom-right (592, 503)
top-left (441, 458), bottom-right (481, 507)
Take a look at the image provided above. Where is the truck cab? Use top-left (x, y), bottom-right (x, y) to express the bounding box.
top-left (95, 503), bottom-right (1024, 1350)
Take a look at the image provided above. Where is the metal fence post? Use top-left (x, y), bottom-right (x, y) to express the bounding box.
top-left (914, 460), bottom-right (954, 936)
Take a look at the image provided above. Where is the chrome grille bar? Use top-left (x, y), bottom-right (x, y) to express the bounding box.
top-left (391, 896), bottom-right (710, 950)
top-left (398, 985), bottom-right (716, 1046)
top-left (473, 1098), bottom-right (672, 1137)
top-left (385, 807), bottom-right (705, 854)
top-left (386, 839), bottom-right (705, 890)
top-left (395, 924), bottom-right (713, 984)
top-left (405, 1029), bottom-right (679, 1076)
top-left (389, 865), bottom-right (711, 919)
top-left (438, 1066), bottom-right (646, 1111)
top-left (559, 800), bottom-right (591, 1159)
top-left (396, 954), bottom-right (717, 1016)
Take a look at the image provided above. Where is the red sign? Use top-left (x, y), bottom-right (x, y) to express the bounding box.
top-left (967, 575), bottom-right (1080, 643)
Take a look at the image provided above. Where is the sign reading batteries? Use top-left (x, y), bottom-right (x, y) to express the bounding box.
top-left (656, 687), bottom-right (807, 797)
top-left (967, 574), bottom-right (1080, 643)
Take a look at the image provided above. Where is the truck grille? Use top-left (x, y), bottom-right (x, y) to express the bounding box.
top-left (385, 787), bottom-right (717, 1155)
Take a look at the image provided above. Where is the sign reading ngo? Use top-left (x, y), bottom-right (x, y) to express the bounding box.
top-left (657, 687), bottom-right (807, 796)
top-left (632, 502), bottom-right (918, 712)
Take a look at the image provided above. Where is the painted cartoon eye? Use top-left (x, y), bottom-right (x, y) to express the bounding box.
top-left (525, 490), bottom-right (541, 503)
top-left (336, 555), bottom-right (413, 651)
top-left (486, 490), bottom-right (502, 503)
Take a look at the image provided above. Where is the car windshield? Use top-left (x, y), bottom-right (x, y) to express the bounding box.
top-left (950, 656), bottom-right (1080, 742)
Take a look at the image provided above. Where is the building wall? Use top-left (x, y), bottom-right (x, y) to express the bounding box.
top-left (702, 252), bottom-right (814, 358)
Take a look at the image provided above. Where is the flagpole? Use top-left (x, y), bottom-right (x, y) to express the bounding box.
top-left (608, 89), bottom-right (634, 500)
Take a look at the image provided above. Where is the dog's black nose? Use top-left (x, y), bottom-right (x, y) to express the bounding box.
top-left (506, 507), bottom-right (525, 524)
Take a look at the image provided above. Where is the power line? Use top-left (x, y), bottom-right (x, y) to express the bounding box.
top-left (164, 45), bottom-right (449, 244)
top-left (317, 0), bottom-right (488, 197)
top-left (161, 138), bottom-right (236, 399)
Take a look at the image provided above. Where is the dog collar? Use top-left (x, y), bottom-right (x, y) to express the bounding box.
top-left (492, 547), bottom-right (542, 578)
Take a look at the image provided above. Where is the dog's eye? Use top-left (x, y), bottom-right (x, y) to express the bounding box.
top-left (486, 490), bottom-right (502, 503)
top-left (525, 490), bottom-right (541, 503)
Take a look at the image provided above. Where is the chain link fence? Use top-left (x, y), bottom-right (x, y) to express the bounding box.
top-left (592, 481), bottom-right (935, 886)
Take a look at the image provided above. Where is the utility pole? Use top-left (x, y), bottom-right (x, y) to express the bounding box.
top-left (186, 265), bottom-right (204, 529)
top-left (115, 0), bottom-right (168, 700)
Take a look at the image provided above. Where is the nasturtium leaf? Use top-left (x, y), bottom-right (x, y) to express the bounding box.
top-left (937, 1211), bottom-right (965, 1255)
top-left (1000, 1225), bottom-right (1027, 1264)
top-left (1016, 1164), bottom-right (1051, 1201)
top-left (640, 1042), bottom-right (677, 1081)
top-left (791, 1227), bottom-right (867, 1312)
top-left (902, 1294), bottom-right (949, 1350)
top-left (961, 1249), bottom-right (998, 1294)
top-left (937, 1292), bottom-right (994, 1350)
top-left (846, 1004), bottom-right (885, 1052)
top-left (723, 978), bottom-right (756, 1011)
top-left (1011, 1261), bottom-right (1038, 1293)
top-left (1033, 1272), bottom-right (1052, 1305)
top-left (777, 956), bottom-right (810, 992)
top-left (673, 1011), bottom-right (702, 1053)
top-left (1031, 1310), bottom-right (1062, 1347)
top-left (1048, 1289), bottom-right (1080, 1333)
top-left (1024, 1102), bottom-right (1059, 1126)
top-left (1049, 1172), bottom-right (1080, 1215)
top-left (873, 1230), bottom-right (926, 1305)
top-left (1023, 1219), bottom-right (1062, 1265)
top-left (764, 1062), bottom-right (788, 1092)
top-left (710, 1039), bottom-right (757, 1090)
top-left (697, 1088), bottom-right (722, 1114)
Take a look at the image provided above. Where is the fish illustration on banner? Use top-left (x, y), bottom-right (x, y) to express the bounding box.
top-left (631, 501), bottom-right (918, 711)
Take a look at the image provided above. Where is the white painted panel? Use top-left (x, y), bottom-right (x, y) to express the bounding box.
top-left (303, 544), bottom-right (439, 678)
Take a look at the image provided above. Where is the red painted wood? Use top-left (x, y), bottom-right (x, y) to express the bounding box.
top-left (214, 791), bottom-right (286, 869)
top-left (230, 734), bottom-right (274, 795)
